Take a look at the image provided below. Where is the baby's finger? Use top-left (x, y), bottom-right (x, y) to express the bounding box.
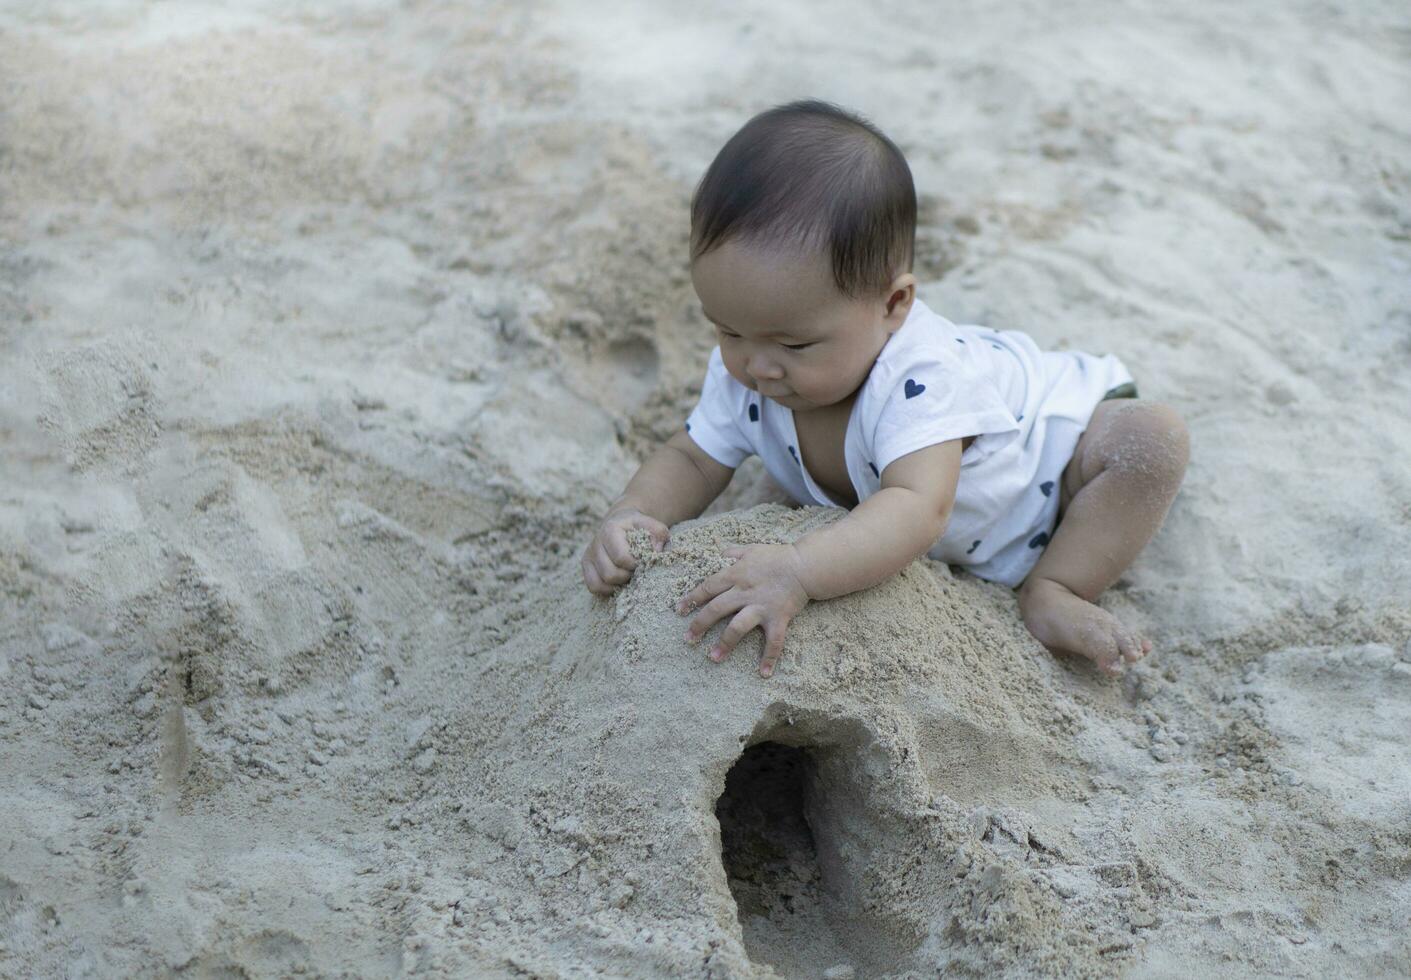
top-left (602, 525), bottom-right (638, 571)
top-left (591, 546), bottom-right (631, 588)
top-left (684, 588), bottom-right (743, 646)
top-left (707, 605), bottom-right (763, 663)
top-left (581, 555), bottom-right (611, 596)
top-left (758, 617), bottom-right (789, 678)
top-left (675, 569), bottom-right (731, 616)
top-left (644, 518), bottom-right (671, 553)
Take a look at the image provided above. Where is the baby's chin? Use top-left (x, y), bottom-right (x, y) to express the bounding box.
top-left (766, 391), bottom-right (838, 413)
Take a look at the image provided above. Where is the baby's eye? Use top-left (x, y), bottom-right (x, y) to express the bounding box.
top-left (717, 327), bottom-right (810, 351)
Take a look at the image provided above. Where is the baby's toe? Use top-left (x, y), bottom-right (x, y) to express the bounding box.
top-left (1095, 639), bottom-right (1124, 674)
top-left (1118, 629), bottom-right (1148, 664)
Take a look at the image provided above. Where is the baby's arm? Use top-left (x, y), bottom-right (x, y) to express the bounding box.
top-left (793, 439), bottom-right (962, 600)
top-left (607, 428), bottom-right (734, 527)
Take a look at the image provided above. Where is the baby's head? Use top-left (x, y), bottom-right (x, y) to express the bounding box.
top-left (689, 99), bottom-right (917, 412)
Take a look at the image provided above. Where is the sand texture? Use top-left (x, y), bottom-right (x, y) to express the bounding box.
top-left (2, 1), bottom-right (1410, 977)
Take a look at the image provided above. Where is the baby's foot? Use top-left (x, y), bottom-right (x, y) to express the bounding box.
top-left (1018, 577), bottom-right (1151, 675)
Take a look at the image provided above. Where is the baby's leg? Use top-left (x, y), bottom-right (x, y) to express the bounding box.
top-left (1018, 400), bottom-right (1190, 674)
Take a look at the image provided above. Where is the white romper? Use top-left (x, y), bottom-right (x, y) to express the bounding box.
top-left (684, 298), bottom-right (1135, 588)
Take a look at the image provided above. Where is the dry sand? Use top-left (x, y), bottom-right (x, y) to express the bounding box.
top-left (2, 1), bottom-right (1410, 976)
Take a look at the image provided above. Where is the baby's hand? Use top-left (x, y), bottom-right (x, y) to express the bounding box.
top-left (675, 543), bottom-right (811, 678)
top-left (581, 507), bottom-right (671, 596)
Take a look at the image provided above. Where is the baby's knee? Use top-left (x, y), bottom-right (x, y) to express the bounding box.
top-left (1103, 402), bottom-right (1190, 485)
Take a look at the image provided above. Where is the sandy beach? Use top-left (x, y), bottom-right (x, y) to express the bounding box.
top-left (2, 1), bottom-right (1409, 976)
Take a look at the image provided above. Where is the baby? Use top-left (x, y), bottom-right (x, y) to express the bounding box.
top-left (581, 99), bottom-right (1190, 679)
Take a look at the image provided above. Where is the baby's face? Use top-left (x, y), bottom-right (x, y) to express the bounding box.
top-left (691, 240), bottom-right (913, 414)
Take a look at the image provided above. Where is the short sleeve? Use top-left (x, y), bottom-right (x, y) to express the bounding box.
top-left (683, 347), bottom-right (754, 469)
top-left (870, 351), bottom-right (1019, 474)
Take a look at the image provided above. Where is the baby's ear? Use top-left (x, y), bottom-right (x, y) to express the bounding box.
top-left (883, 276), bottom-right (917, 322)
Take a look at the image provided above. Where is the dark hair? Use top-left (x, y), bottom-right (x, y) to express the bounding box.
top-left (689, 99), bottom-right (916, 302)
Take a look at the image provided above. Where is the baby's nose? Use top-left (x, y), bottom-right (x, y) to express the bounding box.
top-left (747, 354), bottom-right (783, 380)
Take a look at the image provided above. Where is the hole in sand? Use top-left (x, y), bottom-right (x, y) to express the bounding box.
top-left (716, 737), bottom-right (914, 978)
